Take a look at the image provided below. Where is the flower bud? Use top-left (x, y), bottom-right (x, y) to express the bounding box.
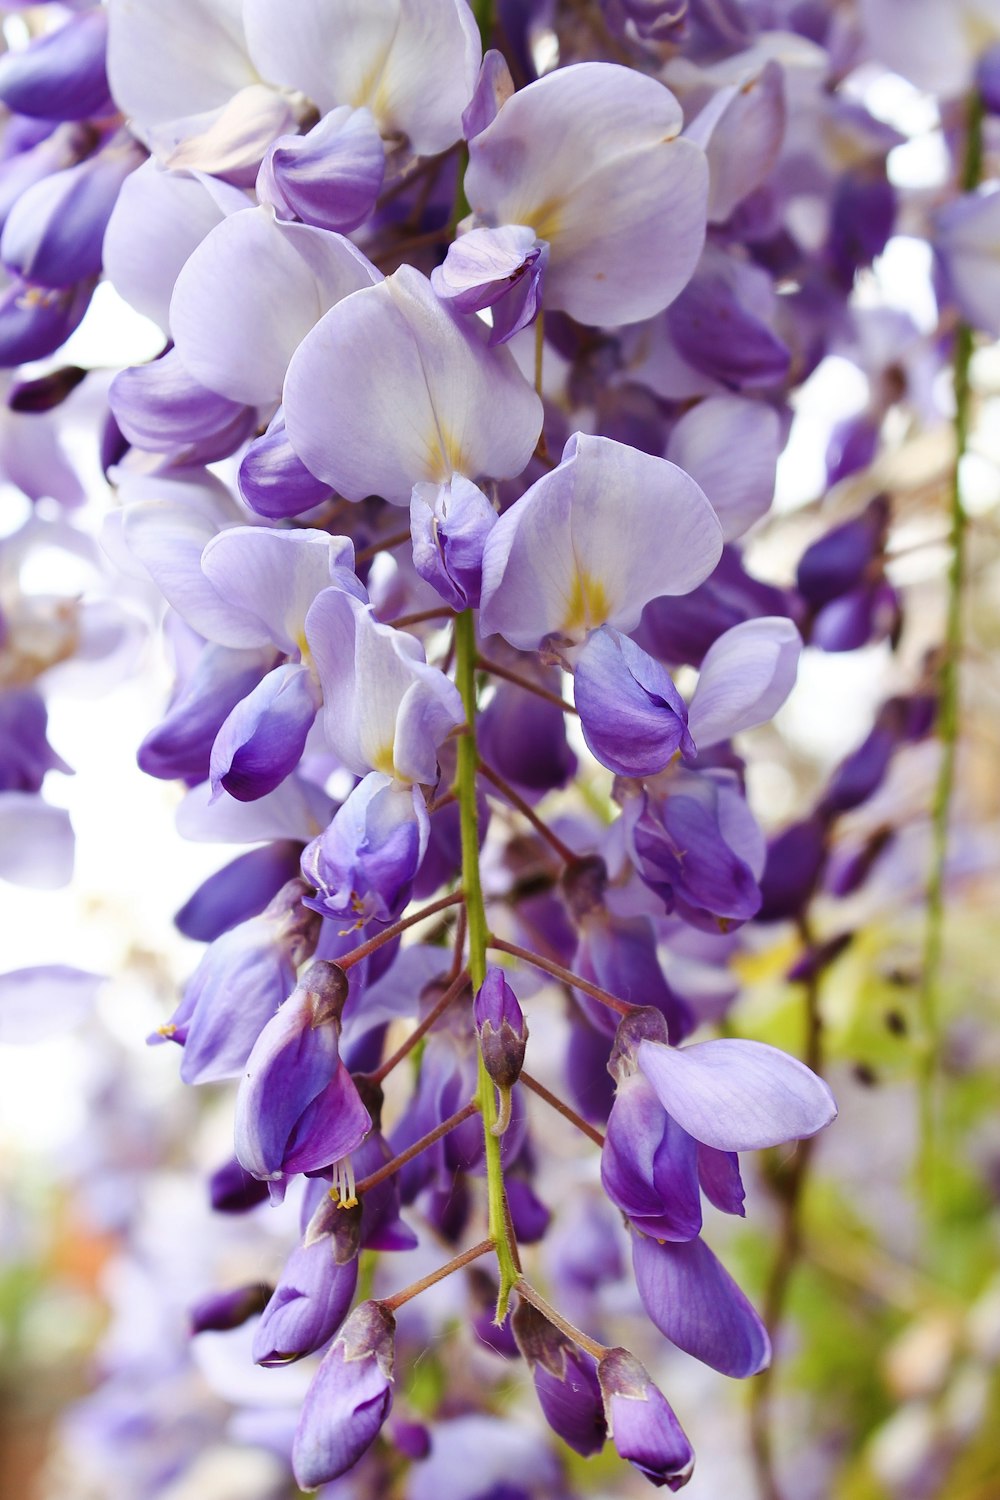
top-left (253, 1243), bottom-right (358, 1368)
top-left (474, 966), bottom-right (527, 1091)
top-left (512, 1300), bottom-right (607, 1457)
top-left (189, 1281), bottom-right (272, 1335)
top-left (292, 1299), bottom-right (396, 1489)
top-left (596, 1347), bottom-right (694, 1490)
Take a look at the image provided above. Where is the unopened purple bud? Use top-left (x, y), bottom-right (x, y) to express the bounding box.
top-left (8, 363), bottom-right (86, 412)
top-left (0, 275), bottom-right (94, 366)
top-left (208, 1155), bottom-right (270, 1214)
top-left (513, 1301), bottom-right (607, 1457)
top-left (175, 840), bottom-right (304, 945)
top-left (506, 1175), bottom-right (550, 1243)
top-left (828, 171), bottom-right (895, 289)
top-left (390, 1418), bottom-right (431, 1461)
top-left (2, 135), bottom-right (143, 288)
top-left (239, 411), bottom-right (332, 519)
top-left (796, 497), bottom-right (890, 609)
top-left (474, 966), bottom-right (527, 1090)
top-left (0, 690), bottom-right (70, 793)
top-left (756, 816), bottom-right (827, 923)
top-left (977, 41), bottom-right (1000, 114)
top-left (190, 1281), bottom-right (271, 1335)
top-left (667, 263), bottom-right (789, 390)
top-left (597, 1348), bottom-right (694, 1491)
top-left (0, 10), bottom-right (111, 122)
top-left (254, 1243), bottom-right (359, 1368)
top-left (292, 1299), bottom-right (396, 1489)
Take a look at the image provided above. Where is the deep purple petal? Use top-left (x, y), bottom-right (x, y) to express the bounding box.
top-left (632, 1233), bottom-right (770, 1377)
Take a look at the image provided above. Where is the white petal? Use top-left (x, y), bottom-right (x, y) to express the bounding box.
top-left (243, 0), bottom-right (480, 154)
top-left (107, 0), bottom-right (255, 137)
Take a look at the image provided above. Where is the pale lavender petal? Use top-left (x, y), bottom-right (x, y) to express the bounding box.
top-left (283, 264), bottom-right (542, 505)
top-left (684, 61), bottom-right (786, 225)
top-left (687, 618), bottom-right (801, 748)
top-left (305, 588), bottom-right (462, 783)
top-left (0, 792), bottom-right (73, 888)
top-left (201, 527), bottom-right (356, 659)
top-left (0, 965), bottom-right (104, 1044)
top-left (665, 395), bottom-right (779, 542)
top-left (170, 206), bottom-right (380, 406)
top-left (160, 84), bottom-right (302, 186)
top-left (110, 349), bottom-right (255, 464)
top-left (243, 0), bottom-right (481, 155)
top-left (637, 1037), bottom-right (837, 1150)
top-left (177, 775), bottom-right (333, 846)
top-left (466, 61), bottom-right (707, 325)
top-left (632, 1233), bottom-right (770, 1377)
top-left (935, 188), bottom-right (1000, 338)
top-left (119, 485), bottom-right (268, 647)
top-left (259, 105), bottom-right (385, 233)
top-left (480, 432), bottom-right (722, 649)
top-left (103, 159), bottom-right (237, 334)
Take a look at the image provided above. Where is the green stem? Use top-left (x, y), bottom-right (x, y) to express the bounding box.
top-left (455, 609), bottom-right (520, 1315)
top-left (917, 90), bottom-right (983, 1189)
top-left (472, 0), bottom-right (494, 48)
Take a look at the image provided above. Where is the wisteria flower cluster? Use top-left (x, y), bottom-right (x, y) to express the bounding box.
top-left (3, 0), bottom-right (1000, 1496)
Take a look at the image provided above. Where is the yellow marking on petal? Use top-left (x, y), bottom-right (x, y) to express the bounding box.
top-left (156, 1024), bottom-right (177, 1038)
top-left (295, 628), bottom-right (313, 668)
top-left (371, 743), bottom-right (396, 776)
top-left (425, 424), bottom-right (468, 483)
top-left (529, 196), bottom-right (564, 243)
top-left (562, 570), bottom-right (610, 636)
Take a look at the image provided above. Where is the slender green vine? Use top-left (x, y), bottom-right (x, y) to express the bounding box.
top-left (454, 609), bottom-right (519, 1314)
top-left (917, 91), bottom-right (983, 1187)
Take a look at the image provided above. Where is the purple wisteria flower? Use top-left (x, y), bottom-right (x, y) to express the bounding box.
top-left (292, 1299), bottom-right (396, 1489)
